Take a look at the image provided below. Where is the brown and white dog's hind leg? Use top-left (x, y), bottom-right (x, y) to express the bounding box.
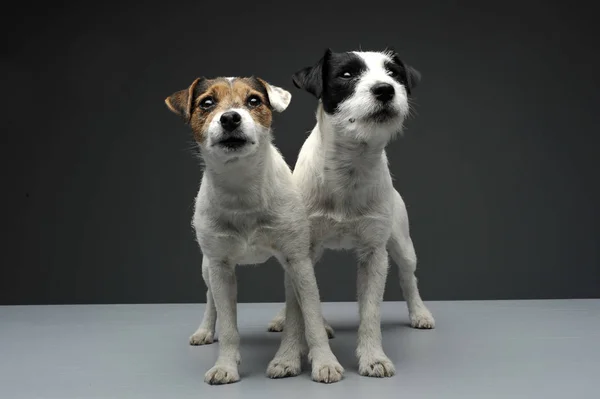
top-left (189, 256), bottom-right (217, 345)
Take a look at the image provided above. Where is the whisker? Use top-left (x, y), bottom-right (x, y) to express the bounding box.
top-left (406, 98), bottom-right (420, 119)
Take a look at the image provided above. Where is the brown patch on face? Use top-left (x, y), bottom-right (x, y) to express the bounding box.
top-left (164, 78), bottom-right (203, 122)
top-left (184, 78), bottom-right (273, 143)
top-left (166, 77), bottom-right (276, 144)
top-left (187, 80), bottom-right (227, 143)
top-left (234, 78), bottom-right (273, 128)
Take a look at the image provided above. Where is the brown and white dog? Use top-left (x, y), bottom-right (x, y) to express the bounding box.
top-left (165, 76), bottom-right (343, 385)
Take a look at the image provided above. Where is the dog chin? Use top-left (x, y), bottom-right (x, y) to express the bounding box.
top-left (362, 107), bottom-right (401, 124)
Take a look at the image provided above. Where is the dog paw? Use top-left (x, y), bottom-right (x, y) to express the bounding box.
top-left (310, 356), bottom-right (344, 383)
top-left (324, 323), bottom-right (335, 339)
top-left (267, 316), bottom-right (285, 332)
top-left (410, 308), bottom-right (435, 329)
top-left (268, 318), bottom-right (335, 339)
top-left (204, 365), bottom-right (240, 385)
top-left (358, 355), bottom-right (396, 378)
top-left (189, 329), bottom-right (215, 345)
top-left (266, 357), bottom-right (302, 379)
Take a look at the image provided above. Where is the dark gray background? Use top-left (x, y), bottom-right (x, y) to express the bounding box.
top-left (2, 0), bottom-right (599, 305)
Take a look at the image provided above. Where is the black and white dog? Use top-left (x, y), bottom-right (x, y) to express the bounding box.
top-left (268, 49), bottom-right (435, 377)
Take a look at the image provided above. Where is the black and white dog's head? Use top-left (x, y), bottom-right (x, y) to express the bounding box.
top-left (293, 49), bottom-right (420, 142)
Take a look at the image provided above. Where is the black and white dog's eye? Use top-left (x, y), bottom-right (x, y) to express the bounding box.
top-left (341, 71), bottom-right (352, 78)
top-left (200, 97), bottom-right (215, 109)
top-left (247, 95), bottom-right (261, 107)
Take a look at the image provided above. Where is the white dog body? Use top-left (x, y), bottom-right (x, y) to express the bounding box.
top-left (165, 76), bottom-right (343, 385)
top-left (269, 50), bottom-right (435, 377)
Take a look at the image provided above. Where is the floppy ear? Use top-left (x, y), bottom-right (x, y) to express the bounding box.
top-left (164, 77), bottom-right (204, 122)
top-left (390, 52), bottom-right (421, 96)
top-left (292, 48), bottom-right (332, 98)
top-left (256, 78), bottom-right (292, 112)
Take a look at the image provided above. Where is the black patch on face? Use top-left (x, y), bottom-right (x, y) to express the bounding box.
top-left (386, 51), bottom-right (421, 95)
top-left (320, 51), bottom-right (368, 114)
top-left (293, 49), bottom-right (368, 114)
top-left (293, 48), bottom-right (422, 109)
top-left (384, 60), bottom-right (404, 85)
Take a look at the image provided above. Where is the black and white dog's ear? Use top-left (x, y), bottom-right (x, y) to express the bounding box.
top-left (388, 49), bottom-right (421, 95)
top-left (165, 77), bottom-right (206, 122)
top-left (292, 48), bottom-right (332, 98)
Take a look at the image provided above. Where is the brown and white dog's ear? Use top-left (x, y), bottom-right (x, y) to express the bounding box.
top-left (256, 78), bottom-right (292, 112)
top-left (165, 77), bottom-right (205, 122)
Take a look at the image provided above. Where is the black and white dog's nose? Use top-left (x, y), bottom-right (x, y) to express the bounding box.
top-left (371, 83), bottom-right (395, 103)
top-left (220, 111), bottom-right (242, 132)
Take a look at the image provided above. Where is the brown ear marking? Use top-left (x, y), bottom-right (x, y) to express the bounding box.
top-left (164, 78), bottom-right (204, 122)
top-left (255, 77), bottom-right (279, 107)
top-left (255, 77), bottom-right (269, 90)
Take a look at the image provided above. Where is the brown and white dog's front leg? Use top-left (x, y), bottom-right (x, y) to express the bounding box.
top-left (266, 272), bottom-right (305, 379)
top-left (355, 246), bottom-right (396, 377)
top-left (269, 255), bottom-right (343, 383)
top-left (204, 259), bottom-right (241, 385)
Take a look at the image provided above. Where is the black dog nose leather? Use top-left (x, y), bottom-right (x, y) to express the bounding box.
top-left (220, 111), bottom-right (242, 132)
top-left (371, 83), bottom-right (395, 103)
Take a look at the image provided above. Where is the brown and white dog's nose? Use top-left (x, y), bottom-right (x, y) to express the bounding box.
top-left (220, 111), bottom-right (242, 132)
top-left (371, 83), bottom-right (395, 103)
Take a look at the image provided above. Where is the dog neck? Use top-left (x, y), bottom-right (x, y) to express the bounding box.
top-left (201, 138), bottom-right (274, 210)
top-left (315, 104), bottom-right (390, 185)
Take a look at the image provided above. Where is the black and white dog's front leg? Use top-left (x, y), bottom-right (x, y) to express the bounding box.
top-left (268, 255), bottom-right (344, 383)
top-left (204, 259), bottom-right (241, 385)
top-left (355, 246), bottom-right (395, 377)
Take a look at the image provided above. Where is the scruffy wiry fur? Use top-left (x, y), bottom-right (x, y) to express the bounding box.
top-left (268, 50), bottom-right (435, 378)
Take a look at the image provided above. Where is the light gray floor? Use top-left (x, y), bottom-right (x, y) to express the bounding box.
top-left (1, 300), bottom-right (599, 399)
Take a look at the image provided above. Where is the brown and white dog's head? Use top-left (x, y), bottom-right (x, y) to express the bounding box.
top-left (165, 77), bottom-right (291, 160)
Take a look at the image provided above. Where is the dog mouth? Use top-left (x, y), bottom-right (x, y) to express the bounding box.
top-left (216, 135), bottom-right (251, 150)
top-left (365, 107), bottom-right (399, 123)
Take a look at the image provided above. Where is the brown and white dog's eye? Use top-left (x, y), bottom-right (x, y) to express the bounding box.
top-left (199, 97), bottom-right (216, 110)
top-left (247, 95), bottom-right (262, 108)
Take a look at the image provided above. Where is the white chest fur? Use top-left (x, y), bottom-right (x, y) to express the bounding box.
top-left (193, 212), bottom-right (278, 266)
top-left (227, 230), bottom-right (275, 265)
top-left (308, 212), bottom-right (361, 250)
